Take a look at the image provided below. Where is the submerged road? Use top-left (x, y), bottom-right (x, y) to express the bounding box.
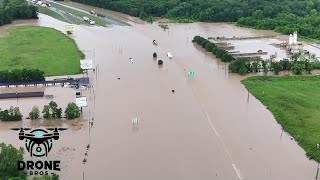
top-left (2, 14), bottom-right (316, 180)
top-left (68, 22), bottom-right (317, 179)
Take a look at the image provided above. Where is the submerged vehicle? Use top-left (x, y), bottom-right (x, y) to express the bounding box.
top-left (153, 40), bottom-right (157, 45)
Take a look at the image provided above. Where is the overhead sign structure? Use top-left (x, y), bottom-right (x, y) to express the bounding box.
top-left (188, 71), bottom-right (195, 77)
top-left (76, 96), bottom-right (87, 107)
top-left (65, 24), bottom-right (74, 32)
top-left (80, 59), bottom-right (93, 70)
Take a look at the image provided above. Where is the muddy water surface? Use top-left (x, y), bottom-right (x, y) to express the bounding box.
top-left (0, 14), bottom-right (318, 180)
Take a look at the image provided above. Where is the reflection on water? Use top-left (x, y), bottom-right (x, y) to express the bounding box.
top-left (0, 13), bottom-right (318, 180)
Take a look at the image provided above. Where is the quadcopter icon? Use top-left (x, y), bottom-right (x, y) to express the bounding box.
top-left (11, 127), bottom-right (67, 157)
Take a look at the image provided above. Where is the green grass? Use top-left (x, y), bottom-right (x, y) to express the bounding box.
top-left (65, 13), bottom-right (86, 25)
top-left (159, 24), bottom-right (169, 30)
top-left (50, 2), bottom-right (107, 26)
top-left (37, 6), bottom-right (68, 23)
top-left (0, 26), bottom-right (84, 76)
top-left (242, 76), bottom-right (320, 162)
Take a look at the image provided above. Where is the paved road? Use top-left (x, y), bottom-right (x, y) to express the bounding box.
top-left (48, 0), bottom-right (127, 26)
top-left (47, 6), bottom-right (74, 24)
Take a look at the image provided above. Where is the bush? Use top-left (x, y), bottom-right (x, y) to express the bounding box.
top-left (239, 66), bottom-right (248, 75)
top-left (279, 59), bottom-right (291, 70)
top-left (29, 106), bottom-right (40, 120)
top-left (0, 106), bottom-right (22, 121)
top-left (65, 102), bottom-right (80, 120)
top-left (293, 64), bottom-right (304, 75)
top-left (251, 61), bottom-right (260, 72)
top-left (271, 62), bottom-right (282, 75)
top-left (201, 40), bottom-right (209, 48)
top-left (305, 60), bottom-right (314, 74)
top-left (42, 101), bottom-right (62, 119)
top-left (42, 105), bottom-right (51, 119)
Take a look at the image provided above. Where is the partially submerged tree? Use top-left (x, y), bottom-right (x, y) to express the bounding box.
top-left (65, 102), bottom-right (80, 120)
top-left (42, 101), bottom-right (62, 119)
top-left (42, 105), bottom-right (51, 119)
top-left (0, 106), bottom-right (22, 121)
top-left (29, 106), bottom-right (40, 120)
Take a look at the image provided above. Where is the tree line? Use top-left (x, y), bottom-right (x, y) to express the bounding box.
top-left (0, 69), bottom-right (45, 83)
top-left (193, 35), bottom-right (320, 75)
top-left (229, 58), bottom-right (320, 75)
top-left (0, 0), bottom-right (38, 26)
top-left (71, 0), bottom-right (320, 40)
top-left (193, 36), bottom-right (235, 62)
top-left (0, 101), bottom-right (81, 121)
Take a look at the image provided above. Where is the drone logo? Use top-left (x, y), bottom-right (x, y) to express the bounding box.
top-left (12, 128), bottom-right (67, 157)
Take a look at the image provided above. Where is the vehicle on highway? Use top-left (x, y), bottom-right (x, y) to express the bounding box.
top-left (83, 16), bottom-right (90, 22)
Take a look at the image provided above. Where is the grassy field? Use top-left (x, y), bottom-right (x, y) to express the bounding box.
top-left (37, 6), bottom-right (68, 23)
top-left (242, 76), bottom-right (320, 162)
top-left (50, 3), bottom-right (107, 26)
top-left (65, 13), bottom-right (86, 25)
top-left (0, 26), bottom-right (83, 76)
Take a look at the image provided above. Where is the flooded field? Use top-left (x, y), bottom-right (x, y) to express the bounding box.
top-left (227, 38), bottom-right (320, 60)
top-left (0, 12), bottom-right (319, 180)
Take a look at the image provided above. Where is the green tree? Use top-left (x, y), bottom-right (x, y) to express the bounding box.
top-left (42, 105), bottom-right (51, 119)
top-left (29, 106), bottom-right (40, 120)
top-left (271, 62), bottom-right (282, 75)
top-left (43, 101), bottom-right (62, 119)
top-left (0, 109), bottom-right (10, 121)
top-left (251, 61), bottom-right (260, 72)
top-left (33, 174), bottom-right (59, 180)
top-left (65, 102), bottom-right (80, 120)
top-left (0, 143), bottom-right (27, 180)
top-left (49, 101), bottom-right (58, 118)
top-left (305, 60), bottom-right (314, 74)
top-left (293, 64), bottom-right (304, 75)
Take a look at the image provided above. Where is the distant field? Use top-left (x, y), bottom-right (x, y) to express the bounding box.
top-left (37, 6), bottom-right (68, 23)
top-left (242, 76), bottom-right (320, 162)
top-left (0, 26), bottom-right (84, 76)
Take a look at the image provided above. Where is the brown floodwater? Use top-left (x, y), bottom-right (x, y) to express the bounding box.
top-left (0, 13), bottom-right (318, 180)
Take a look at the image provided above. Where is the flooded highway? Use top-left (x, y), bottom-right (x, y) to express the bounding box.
top-left (0, 13), bottom-right (318, 180)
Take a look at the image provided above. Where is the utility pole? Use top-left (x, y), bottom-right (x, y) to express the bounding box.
top-left (16, 90), bottom-right (18, 106)
top-left (316, 162), bottom-right (319, 179)
top-left (225, 64), bottom-right (227, 77)
top-left (316, 144), bottom-right (320, 179)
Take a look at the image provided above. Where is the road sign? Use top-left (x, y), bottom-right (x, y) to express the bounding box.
top-left (80, 59), bottom-right (93, 70)
top-left (76, 96), bottom-right (87, 107)
top-left (65, 24), bottom-right (74, 32)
